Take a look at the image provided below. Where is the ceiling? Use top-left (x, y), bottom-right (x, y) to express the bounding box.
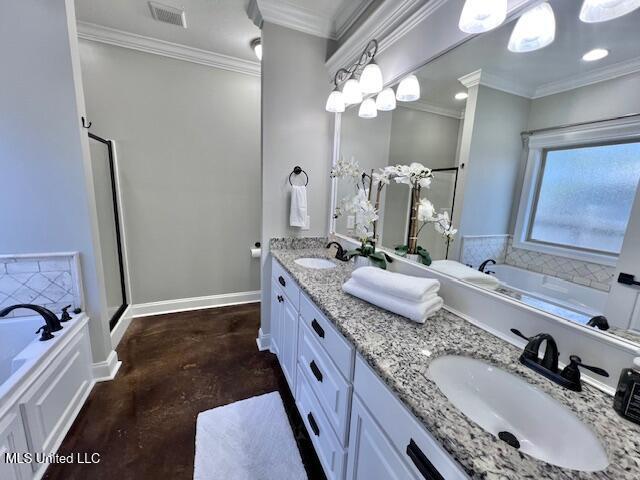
top-left (75, 0), bottom-right (368, 62)
top-left (413, 0), bottom-right (640, 114)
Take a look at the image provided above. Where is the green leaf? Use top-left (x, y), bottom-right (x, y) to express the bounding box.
top-left (394, 245), bottom-right (408, 257)
top-left (345, 249), bottom-right (361, 259)
top-left (368, 254), bottom-right (387, 270)
top-left (416, 246), bottom-right (432, 266)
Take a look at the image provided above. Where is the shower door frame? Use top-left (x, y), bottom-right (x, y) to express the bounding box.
top-left (88, 132), bottom-right (129, 331)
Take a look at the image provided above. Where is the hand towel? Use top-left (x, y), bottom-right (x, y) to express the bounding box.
top-left (342, 278), bottom-right (444, 323)
top-left (429, 260), bottom-right (500, 290)
top-left (289, 186), bottom-right (307, 228)
top-left (350, 267), bottom-right (440, 302)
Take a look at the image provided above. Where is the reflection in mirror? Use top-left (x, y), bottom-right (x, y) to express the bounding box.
top-left (332, 0), bottom-right (640, 345)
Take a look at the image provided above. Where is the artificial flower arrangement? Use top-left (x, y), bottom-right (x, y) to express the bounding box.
top-left (330, 157), bottom-right (393, 269)
top-left (383, 162), bottom-right (457, 265)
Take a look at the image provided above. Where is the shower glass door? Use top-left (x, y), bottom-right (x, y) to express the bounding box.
top-left (88, 133), bottom-right (127, 330)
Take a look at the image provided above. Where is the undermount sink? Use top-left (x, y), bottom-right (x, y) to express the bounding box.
top-left (294, 257), bottom-right (337, 269)
top-left (428, 355), bottom-right (608, 472)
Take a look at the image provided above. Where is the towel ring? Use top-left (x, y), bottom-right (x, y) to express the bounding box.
top-left (289, 166), bottom-right (309, 186)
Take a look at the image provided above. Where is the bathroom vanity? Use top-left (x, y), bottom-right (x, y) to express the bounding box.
top-left (267, 239), bottom-right (640, 479)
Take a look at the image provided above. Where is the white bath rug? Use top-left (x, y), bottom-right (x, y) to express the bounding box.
top-left (194, 392), bottom-right (307, 480)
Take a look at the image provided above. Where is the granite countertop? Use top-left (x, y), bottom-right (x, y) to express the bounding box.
top-left (270, 239), bottom-right (640, 480)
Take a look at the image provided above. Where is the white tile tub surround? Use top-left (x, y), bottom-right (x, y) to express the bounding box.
top-left (460, 236), bottom-right (616, 292)
top-left (504, 237), bottom-right (616, 292)
top-left (460, 235), bottom-right (509, 268)
top-left (0, 252), bottom-right (83, 317)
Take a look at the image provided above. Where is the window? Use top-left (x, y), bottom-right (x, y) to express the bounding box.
top-left (514, 118), bottom-right (640, 265)
top-left (529, 142), bottom-right (640, 255)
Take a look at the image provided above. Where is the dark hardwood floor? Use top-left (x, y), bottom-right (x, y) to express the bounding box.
top-left (44, 303), bottom-right (325, 480)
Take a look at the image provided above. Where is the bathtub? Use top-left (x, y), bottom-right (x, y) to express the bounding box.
top-left (489, 264), bottom-right (608, 324)
top-left (0, 313), bottom-right (94, 480)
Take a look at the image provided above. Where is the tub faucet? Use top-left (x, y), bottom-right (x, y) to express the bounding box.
top-left (478, 259), bottom-right (496, 272)
top-left (0, 304), bottom-right (63, 333)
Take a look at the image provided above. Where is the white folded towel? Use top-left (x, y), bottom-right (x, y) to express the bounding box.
top-left (342, 278), bottom-right (444, 323)
top-left (429, 260), bottom-right (500, 290)
top-left (289, 186), bottom-right (307, 228)
top-left (350, 267), bottom-right (440, 302)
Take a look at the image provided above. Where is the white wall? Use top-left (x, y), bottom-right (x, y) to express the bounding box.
top-left (457, 86), bottom-right (530, 248)
top-left (0, 0), bottom-right (112, 364)
top-left (79, 40), bottom-right (261, 304)
top-left (260, 23), bottom-right (334, 336)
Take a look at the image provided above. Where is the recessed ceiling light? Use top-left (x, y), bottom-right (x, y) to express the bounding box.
top-left (582, 48), bottom-right (609, 62)
top-left (454, 92), bottom-right (469, 100)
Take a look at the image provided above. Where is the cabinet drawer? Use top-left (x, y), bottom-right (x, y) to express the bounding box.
top-left (296, 366), bottom-right (347, 480)
top-left (272, 259), bottom-right (299, 309)
top-left (353, 355), bottom-right (468, 480)
top-left (300, 293), bottom-right (354, 379)
top-left (298, 321), bottom-right (352, 444)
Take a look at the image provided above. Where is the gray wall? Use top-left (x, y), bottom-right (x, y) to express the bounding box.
top-left (528, 72), bottom-right (640, 130)
top-left (261, 23), bottom-right (334, 335)
top-left (0, 0), bottom-right (112, 363)
top-left (79, 40), bottom-right (261, 304)
top-left (458, 86), bottom-right (530, 239)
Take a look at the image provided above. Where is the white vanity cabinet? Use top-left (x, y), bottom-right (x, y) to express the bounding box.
top-left (0, 408), bottom-right (32, 480)
top-left (270, 258), bottom-right (468, 480)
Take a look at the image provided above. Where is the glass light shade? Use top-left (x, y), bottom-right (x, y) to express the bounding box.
top-left (325, 89), bottom-right (345, 113)
top-left (582, 48), bottom-right (609, 61)
top-left (458, 0), bottom-right (507, 33)
top-left (580, 0), bottom-right (640, 22)
top-left (376, 88), bottom-right (396, 111)
top-left (508, 2), bottom-right (556, 53)
top-left (342, 78), bottom-right (363, 104)
top-left (358, 98), bottom-right (377, 118)
top-left (395, 75), bottom-right (420, 102)
top-left (359, 62), bottom-right (383, 94)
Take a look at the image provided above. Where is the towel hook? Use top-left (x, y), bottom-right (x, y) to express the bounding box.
top-left (289, 166), bottom-right (309, 186)
top-left (81, 116), bottom-right (92, 129)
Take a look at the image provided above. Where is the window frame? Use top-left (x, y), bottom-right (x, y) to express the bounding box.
top-left (513, 117), bottom-right (640, 267)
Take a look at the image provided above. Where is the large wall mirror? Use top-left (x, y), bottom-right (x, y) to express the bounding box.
top-left (332, 0), bottom-right (640, 346)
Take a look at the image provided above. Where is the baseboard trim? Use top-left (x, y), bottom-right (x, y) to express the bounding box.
top-left (130, 290), bottom-right (261, 318)
top-left (92, 350), bottom-right (121, 382)
top-left (256, 327), bottom-right (271, 351)
top-left (110, 305), bottom-right (133, 349)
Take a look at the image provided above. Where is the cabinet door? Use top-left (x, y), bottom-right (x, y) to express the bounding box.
top-left (270, 281), bottom-right (283, 355)
top-left (0, 410), bottom-right (32, 480)
top-left (347, 396), bottom-right (416, 480)
top-left (280, 295), bottom-right (299, 393)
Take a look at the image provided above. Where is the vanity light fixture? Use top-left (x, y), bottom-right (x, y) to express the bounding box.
top-left (376, 87), bottom-right (396, 111)
top-left (358, 98), bottom-right (378, 118)
top-left (579, 0), bottom-right (640, 23)
top-left (342, 78), bottom-right (363, 105)
top-left (396, 75), bottom-right (420, 102)
top-left (250, 38), bottom-right (262, 61)
top-left (508, 1), bottom-right (556, 53)
top-left (454, 92), bottom-right (469, 100)
top-left (326, 40), bottom-right (380, 111)
top-left (582, 48), bottom-right (609, 61)
top-left (458, 0), bottom-right (507, 33)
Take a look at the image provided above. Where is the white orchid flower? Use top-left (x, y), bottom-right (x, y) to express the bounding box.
top-left (417, 198), bottom-right (435, 222)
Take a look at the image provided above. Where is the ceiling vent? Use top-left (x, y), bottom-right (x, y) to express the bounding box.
top-left (148, 1), bottom-right (187, 28)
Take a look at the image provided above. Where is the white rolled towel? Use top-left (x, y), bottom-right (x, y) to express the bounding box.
top-left (350, 267), bottom-right (440, 302)
top-left (342, 278), bottom-right (444, 324)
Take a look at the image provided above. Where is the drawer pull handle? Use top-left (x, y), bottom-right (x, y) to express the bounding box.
top-left (277, 295), bottom-right (284, 303)
top-left (278, 276), bottom-right (286, 287)
top-left (307, 412), bottom-right (320, 437)
top-left (311, 319), bottom-right (325, 338)
top-left (309, 360), bottom-right (323, 382)
top-left (406, 439), bottom-right (444, 480)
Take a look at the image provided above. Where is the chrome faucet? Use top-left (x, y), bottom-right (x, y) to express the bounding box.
top-left (511, 328), bottom-right (609, 391)
top-left (0, 304), bottom-right (63, 341)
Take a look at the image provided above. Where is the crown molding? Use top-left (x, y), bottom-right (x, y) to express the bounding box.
top-left (458, 69), bottom-right (533, 98)
top-left (458, 69), bottom-right (482, 88)
top-left (532, 55), bottom-right (640, 99)
top-left (77, 22), bottom-right (260, 77)
top-left (333, 0), bottom-right (376, 39)
top-left (326, 0), bottom-right (432, 77)
top-left (400, 100), bottom-right (464, 119)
